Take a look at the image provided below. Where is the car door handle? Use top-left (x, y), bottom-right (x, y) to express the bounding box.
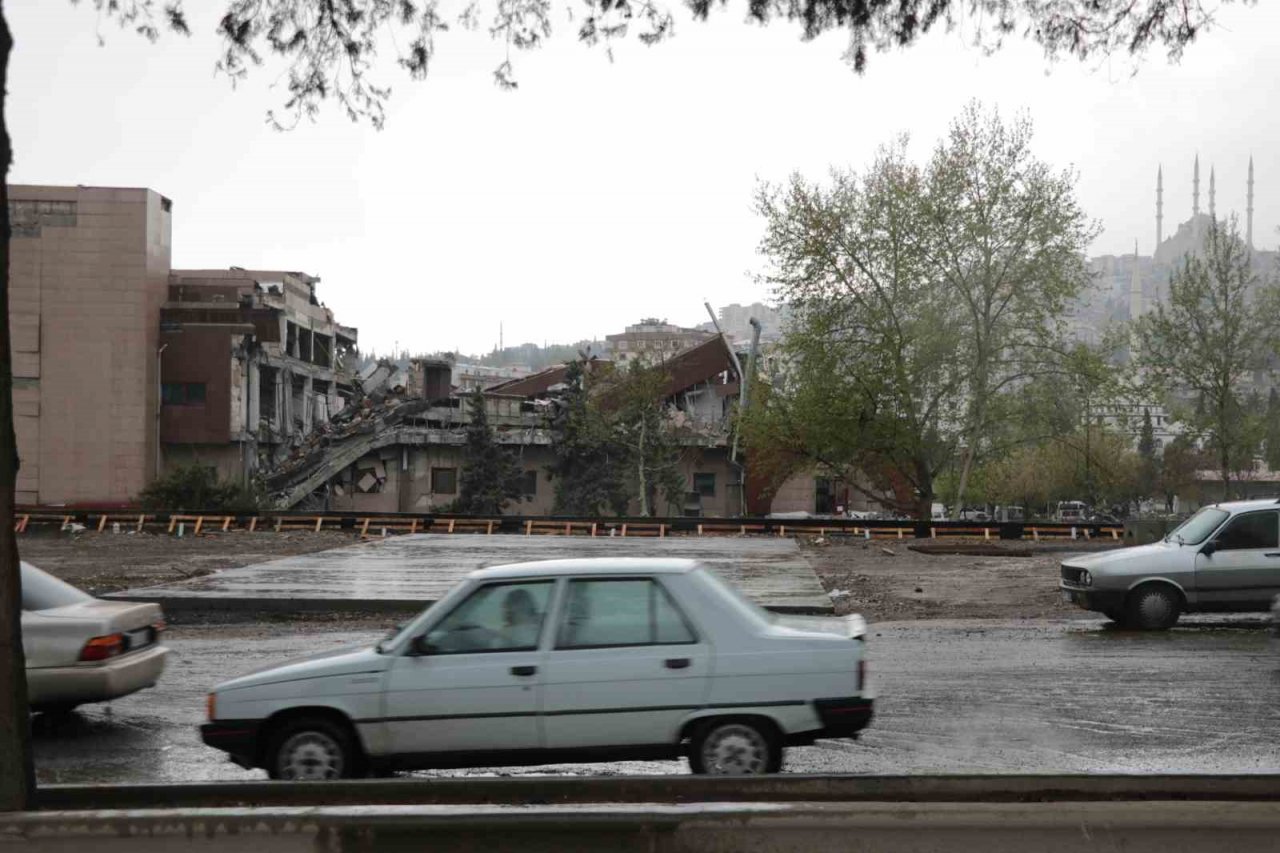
top-left (510, 665), bottom-right (537, 677)
top-left (664, 658), bottom-right (691, 670)
top-left (1266, 552), bottom-right (1280, 558)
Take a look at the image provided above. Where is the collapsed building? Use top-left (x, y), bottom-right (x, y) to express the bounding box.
top-left (159, 268), bottom-right (360, 483)
top-left (262, 336), bottom-right (750, 516)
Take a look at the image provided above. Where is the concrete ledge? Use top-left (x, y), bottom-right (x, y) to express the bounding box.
top-left (5, 801), bottom-right (1280, 852)
top-left (34, 773), bottom-right (1280, 810)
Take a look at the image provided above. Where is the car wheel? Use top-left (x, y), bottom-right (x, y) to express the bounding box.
top-left (267, 716), bottom-right (362, 780)
top-left (1125, 585), bottom-right (1181, 631)
top-left (688, 719), bottom-right (782, 776)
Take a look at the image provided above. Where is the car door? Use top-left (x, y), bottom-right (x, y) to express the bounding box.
top-left (541, 576), bottom-right (710, 750)
top-left (380, 579), bottom-right (555, 757)
top-left (1195, 510), bottom-right (1280, 609)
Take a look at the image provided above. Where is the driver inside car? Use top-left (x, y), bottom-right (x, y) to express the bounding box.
top-left (499, 587), bottom-right (541, 649)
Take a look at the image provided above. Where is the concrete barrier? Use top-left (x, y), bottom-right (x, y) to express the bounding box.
top-left (5, 801), bottom-right (1280, 852)
top-left (34, 773), bottom-right (1280, 810)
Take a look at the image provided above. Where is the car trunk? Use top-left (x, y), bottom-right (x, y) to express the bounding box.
top-left (25, 600), bottom-right (165, 669)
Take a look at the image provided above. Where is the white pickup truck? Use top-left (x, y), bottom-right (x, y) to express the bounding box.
top-left (202, 558), bottom-right (873, 778)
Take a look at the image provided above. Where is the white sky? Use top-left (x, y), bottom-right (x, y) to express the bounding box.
top-left (9, 2), bottom-right (1280, 355)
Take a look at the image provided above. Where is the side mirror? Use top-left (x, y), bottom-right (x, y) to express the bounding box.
top-left (410, 635), bottom-right (436, 656)
top-left (1201, 540), bottom-right (1217, 557)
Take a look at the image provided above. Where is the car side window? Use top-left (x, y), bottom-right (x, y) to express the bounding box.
top-left (1213, 511), bottom-right (1279, 551)
top-left (557, 578), bottom-right (697, 649)
top-left (421, 581), bottom-right (553, 654)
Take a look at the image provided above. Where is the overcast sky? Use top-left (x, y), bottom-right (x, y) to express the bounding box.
top-left (9, 2), bottom-right (1279, 355)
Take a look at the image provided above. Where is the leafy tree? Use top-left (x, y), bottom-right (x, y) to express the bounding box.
top-left (1158, 434), bottom-right (1208, 512)
top-left (138, 465), bottom-right (263, 512)
top-left (751, 140), bottom-right (965, 520)
top-left (1134, 217), bottom-right (1280, 499)
top-left (604, 362), bottom-right (686, 516)
top-left (546, 359), bottom-right (629, 516)
top-left (917, 104), bottom-right (1097, 516)
top-left (451, 394), bottom-right (526, 515)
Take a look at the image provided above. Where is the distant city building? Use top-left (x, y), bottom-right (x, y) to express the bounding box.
top-left (607, 319), bottom-right (717, 367)
top-left (454, 362), bottom-right (532, 393)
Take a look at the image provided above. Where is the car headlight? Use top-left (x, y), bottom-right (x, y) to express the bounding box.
top-left (1080, 570), bottom-right (1092, 588)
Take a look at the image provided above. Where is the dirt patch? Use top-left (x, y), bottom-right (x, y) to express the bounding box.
top-left (19, 529), bottom-right (361, 596)
top-left (804, 537), bottom-right (1122, 622)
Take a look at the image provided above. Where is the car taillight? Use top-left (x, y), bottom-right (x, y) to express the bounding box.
top-left (79, 633), bottom-right (126, 662)
top-left (152, 618), bottom-right (168, 634)
top-left (206, 693), bottom-right (217, 721)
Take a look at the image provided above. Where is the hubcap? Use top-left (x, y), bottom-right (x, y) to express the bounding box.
top-left (1139, 591), bottom-right (1173, 625)
top-left (278, 731), bottom-right (343, 780)
top-left (701, 724), bottom-right (768, 775)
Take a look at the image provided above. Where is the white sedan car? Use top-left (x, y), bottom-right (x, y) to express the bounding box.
top-left (22, 561), bottom-right (168, 712)
top-left (202, 558), bottom-right (873, 778)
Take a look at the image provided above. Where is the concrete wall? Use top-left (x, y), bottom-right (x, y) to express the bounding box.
top-left (8, 185), bottom-right (171, 504)
top-left (159, 444), bottom-right (245, 485)
top-left (159, 327), bottom-right (234, 445)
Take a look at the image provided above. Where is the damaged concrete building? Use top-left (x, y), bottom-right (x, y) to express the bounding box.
top-left (4, 184), bottom-right (359, 505)
top-left (159, 268), bottom-right (359, 483)
top-left (263, 336), bottom-right (748, 516)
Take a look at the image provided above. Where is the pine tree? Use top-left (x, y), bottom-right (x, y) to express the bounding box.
top-left (547, 359), bottom-right (629, 516)
top-left (452, 394), bottom-right (526, 516)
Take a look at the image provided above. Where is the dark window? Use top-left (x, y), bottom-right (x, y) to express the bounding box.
top-left (556, 578), bottom-right (697, 649)
top-left (431, 467), bottom-right (457, 495)
top-left (1214, 511), bottom-right (1279, 551)
top-left (162, 382), bottom-right (207, 406)
top-left (421, 581), bottom-right (553, 654)
top-left (693, 473), bottom-right (716, 497)
top-left (521, 469), bottom-right (538, 498)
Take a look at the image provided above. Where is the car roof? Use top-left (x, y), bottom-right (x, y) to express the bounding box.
top-left (471, 558), bottom-right (703, 581)
top-left (1209, 498), bottom-right (1280, 514)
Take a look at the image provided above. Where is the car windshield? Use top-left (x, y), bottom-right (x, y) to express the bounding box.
top-left (1167, 507), bottom-right (1229, 545)
top-left (20, 562), bottom-right (93, 611)
top-left (697, 567), bottom-right (774, 625)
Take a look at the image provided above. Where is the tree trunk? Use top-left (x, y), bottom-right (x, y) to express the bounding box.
top-left (951, 442), bottom-right (975, 520)
top-left (0, 1), bottom-right (34, 812)
top-left (636, 417), bottom-right (649, 517)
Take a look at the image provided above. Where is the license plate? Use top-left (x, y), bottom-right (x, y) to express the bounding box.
top-left (125, 627), bottom-right (153, 650)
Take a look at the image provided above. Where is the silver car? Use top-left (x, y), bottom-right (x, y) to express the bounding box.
top-left (1060, 498), bottom-right (1280, 630)
top-left (21, 561), bottom-right (169, 712)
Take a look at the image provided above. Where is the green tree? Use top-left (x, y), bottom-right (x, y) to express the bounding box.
top-left (918, 104), bottom-right (1098, 516)
top-left (605, 362), bottom-right (685, 517)
top-left (451, 394), bottom-right (526, 516)
top-left (752, 141), bottom-right (966, 520)
top-left (546, 359), bottom-right (629, 516)
top-left (1134, 217), bottom-right (1280, 499)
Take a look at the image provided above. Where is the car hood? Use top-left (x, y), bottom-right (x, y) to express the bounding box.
top-left (217, 644), bottom-right (388, 693)
top-left (1065, 541), bottom-right (1178, 570)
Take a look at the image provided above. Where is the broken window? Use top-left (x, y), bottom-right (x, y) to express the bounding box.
top-left (431, 467), bottom-right (458, 495)
top-left (162, 382), bottom-right (206, 406)
top-left (313, 334), bottom-right (332, 368)
top-left (693, 472), bottom-right (716, 497)
top-left (286, 322), bottom-right (298, 358)
top-left (298, 328), bottom-right (313, 363)
top-left (259, 366), bottom-right (279, 424)
top-left (521, 470), bottom-right (538, 498)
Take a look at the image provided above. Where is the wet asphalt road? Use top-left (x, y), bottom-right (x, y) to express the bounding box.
top-left (31, 615), bottom-right (1280, 784)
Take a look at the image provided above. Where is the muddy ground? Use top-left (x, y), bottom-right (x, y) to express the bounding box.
top-left (19, 528), bottom-right (1123, 622)
top-left (801, 537), bottom-right (1119, 622)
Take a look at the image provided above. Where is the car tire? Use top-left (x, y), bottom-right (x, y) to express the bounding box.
top-left (1124, 585), bottom-right (1181, 631)
top-left (687, 718), bottom-right (783, 776)
top-left (266, 716), bottom-right (363, 781)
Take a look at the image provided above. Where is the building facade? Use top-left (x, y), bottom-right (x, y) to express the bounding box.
top-left (606, 319), bottom-right (717, 367)
top-left (8, 185), bottom-right (173, 505)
